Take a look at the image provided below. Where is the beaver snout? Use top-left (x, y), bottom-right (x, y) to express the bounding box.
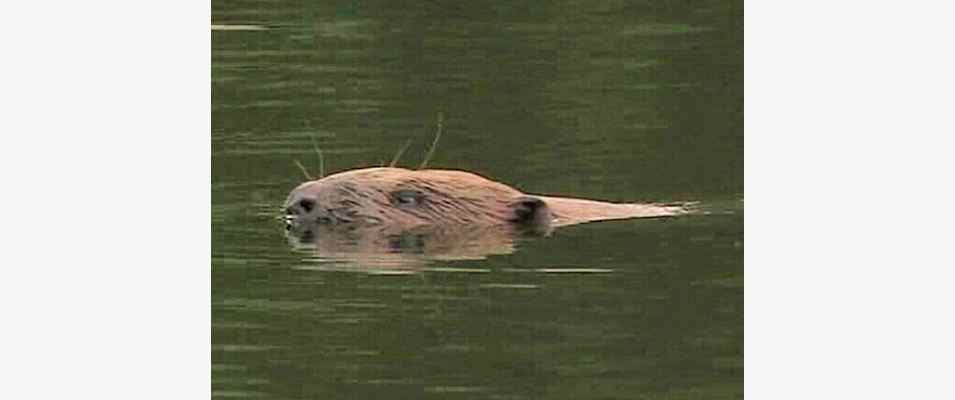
top-left (284, 196), bottom-right (320, 229)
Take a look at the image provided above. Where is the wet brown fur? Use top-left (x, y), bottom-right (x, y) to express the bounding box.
top-left (284, 167), bottom-right (683, 233)
top-left (283, 167), bottom-right (685, 267)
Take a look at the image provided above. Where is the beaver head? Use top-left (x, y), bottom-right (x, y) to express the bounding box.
top-left (283, 167), bottom-right (554, 235)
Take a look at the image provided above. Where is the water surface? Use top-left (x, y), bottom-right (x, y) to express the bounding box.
top-left (213, 1), bottom-right (742, 398)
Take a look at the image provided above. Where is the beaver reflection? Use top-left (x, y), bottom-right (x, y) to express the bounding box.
top-left (285, 218), bottom-right (527, 268)
top-left (283, 167), bottom-right (685, 268)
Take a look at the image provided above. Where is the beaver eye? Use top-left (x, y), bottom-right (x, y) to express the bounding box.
top-left (392, 190), bottom-right (423, 207)
top-left (298, 198), bottom-right (315, 212)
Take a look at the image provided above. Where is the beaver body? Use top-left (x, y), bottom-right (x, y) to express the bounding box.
top-left (284, 167), bottom-right (683, 233)
top-left (283, 167), bottom-right (685, 266)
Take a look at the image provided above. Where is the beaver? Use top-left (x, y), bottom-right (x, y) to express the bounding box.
top-left (283, 167), bottom-right (684, 265)
top-left (282, 167), bottom-right (688, 267)
top-left (283, 167), bottom-right (684, 231)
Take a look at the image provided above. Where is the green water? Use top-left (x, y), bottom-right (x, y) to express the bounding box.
top-left (213, 1), bottom-right (742, 398)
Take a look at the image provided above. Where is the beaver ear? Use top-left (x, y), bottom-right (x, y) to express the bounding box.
top-left (507, 196), bottom-right (554, 235)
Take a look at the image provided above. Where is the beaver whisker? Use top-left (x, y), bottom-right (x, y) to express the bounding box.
top-left (308, 134), bottom-right (325, 178)
top-left (389, 138), bottom-right (413, 168)
top-left (293, 159), bottom-right (313, 180)
top-left (418, 112), bottom-right (443, 169)
top-left (292, 133), bottom-right (327, 179)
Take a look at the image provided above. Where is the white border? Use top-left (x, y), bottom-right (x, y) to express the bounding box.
top-left (3, 1), bottom-right (955, 398)
top-left (746, 1), bottom-right (955, 398)
top-left (2, 2), bottom-right (210, 398)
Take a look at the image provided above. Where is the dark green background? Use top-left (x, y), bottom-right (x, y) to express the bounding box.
top-left (213, 1), bottom-right (742, 398)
